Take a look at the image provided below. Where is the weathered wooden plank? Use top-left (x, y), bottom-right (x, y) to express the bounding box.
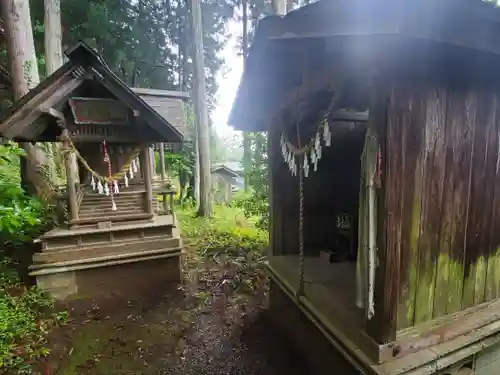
top-left (425, 88), bottom-right (451, 317)
top-left (485, 96), bottom-right (500, 301)
top-left (437, 89), bottom-right (476, 316)
top-left (406, 87), bottom-right (446, 322)
top-left (409, 87), bottom-right (445, 323)
top-left (370, 83), bottom-right (402, 342)
top-left (463, 91), bottom-right (496, 308)
top-left (397, 87), bottom-right (426, 330)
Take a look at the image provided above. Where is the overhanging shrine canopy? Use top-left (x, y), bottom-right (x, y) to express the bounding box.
top-left (0, 41), bottom-right (187, 143)
top-left (229, 0), bottom-right (500, 132)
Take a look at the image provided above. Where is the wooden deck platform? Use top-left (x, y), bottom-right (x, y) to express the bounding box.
top-left (268, 255), bottom-right (500, 375)
top-left (267, 255), bottom-right (378, 366)
top-left (31, 214), bottom-right (182, 300)
top-left (41, 214), bottom-right (175, 239)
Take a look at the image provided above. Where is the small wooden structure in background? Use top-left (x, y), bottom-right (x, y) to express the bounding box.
top-left (0, 42), bottom-right (188, 300)
top-left (211, 165), bottom-right (239, 204)
top-left (230, 0), bottom-right (500, 374)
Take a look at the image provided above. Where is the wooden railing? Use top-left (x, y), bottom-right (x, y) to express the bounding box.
top-left (76, 183), bottom-right (84, 213)
top-left (155, 189), bottom-right (175, 216)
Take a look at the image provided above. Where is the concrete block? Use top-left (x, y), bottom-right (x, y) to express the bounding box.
top-left (37, 271), bottom-right (78, 300)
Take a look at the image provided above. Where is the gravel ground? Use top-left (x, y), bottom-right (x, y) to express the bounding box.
top-left (166, 305), bottom-right (310, 375)
top-left (34, 258), bottom-right (311, 375)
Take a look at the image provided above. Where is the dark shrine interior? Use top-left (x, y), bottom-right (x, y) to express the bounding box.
top-left (278, 76), bottom-right (370, 266)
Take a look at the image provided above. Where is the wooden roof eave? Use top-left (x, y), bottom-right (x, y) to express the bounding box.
top-left (131, 87), bottom-right (190, 101)
top-left (229, 0), bottom-right (500, 132)
top-left (0, 63), bottom-right (84, 140)
top-left (211, 166), bottom-right (239, 178)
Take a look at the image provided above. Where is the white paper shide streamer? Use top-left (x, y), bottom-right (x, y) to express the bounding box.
top-left (97, 180), bottom-right (104, 194)
top-left (280, 120), bottom-right (331, 176)
top-left (129, 164), bottom-right (134, 179)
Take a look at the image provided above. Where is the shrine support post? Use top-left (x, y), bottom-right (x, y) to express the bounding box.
top-left (62, 129), bottom-right (79, 221)
top-left (141, 144), bottom-right (154, 214)
top-left (159, 143), bottom-right (166, 183)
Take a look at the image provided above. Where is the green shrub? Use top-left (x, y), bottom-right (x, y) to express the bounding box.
top-left (0, 144), bottom-right (61, 373)
top-left (0, 144), bottom-right (54, 244)
top-left (178, 204), bottom-right (268, 296)
top-left (0, 258), bottom-right (57, 374)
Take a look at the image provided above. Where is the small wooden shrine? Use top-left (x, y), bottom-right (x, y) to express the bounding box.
top-left (0, 41), bottom-right (187, 300)
top-left (211, 165), bottom-right (239, 203)
top-left (230, 0), bottom-right (500, 374)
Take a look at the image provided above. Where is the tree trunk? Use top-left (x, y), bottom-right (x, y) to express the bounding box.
top-left (189, 0), bottom-right (211, 216)
top-left (44, 0), bottom-right (63, 75)
top-left (1, 0), bottom-right (54, 197)
top-left (242, 0), bottom-right (251, 192)
top-left (44, 0), bottom-right (71, 184)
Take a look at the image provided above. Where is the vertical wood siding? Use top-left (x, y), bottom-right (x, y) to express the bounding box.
top-left (388, 84), bottom-right (500, 330)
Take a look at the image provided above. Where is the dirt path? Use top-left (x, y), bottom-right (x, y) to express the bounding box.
top-left (34, 251), bottom-right (310, 375)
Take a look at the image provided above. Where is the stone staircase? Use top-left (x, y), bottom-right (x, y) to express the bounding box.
top-left (72, 188), bottom-right (151, 227)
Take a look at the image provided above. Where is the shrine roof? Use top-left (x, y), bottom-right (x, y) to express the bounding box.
top-left (131, 88), bottom-right (189, 139)
top-left (229, 0), bottom-right (500, 132)
top-left (0, 41), bottom-right (186, 143)
top-left (211, 165), bottom-right (240, 178)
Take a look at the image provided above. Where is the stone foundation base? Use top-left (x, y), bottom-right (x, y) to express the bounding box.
top-left (35, 255), bottom-right (181, 300)
top-left (268, 280), bottom-right (360, 375)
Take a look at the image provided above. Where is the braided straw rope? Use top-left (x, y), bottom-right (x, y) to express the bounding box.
top-left (62, 136), bottom-right (140, 184)
top-left (296, 120), bottom-right (305, 300)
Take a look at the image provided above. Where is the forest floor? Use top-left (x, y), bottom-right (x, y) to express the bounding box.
top-left (29, 207), bottom-right (311, 375)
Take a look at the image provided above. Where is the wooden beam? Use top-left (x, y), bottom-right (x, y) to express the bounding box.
top-left (2, 74), bottom-right (84, 139)
top-left (366, 75), bottom-right (396, 344)
top-left (40, 106), bottom-right (65, 121)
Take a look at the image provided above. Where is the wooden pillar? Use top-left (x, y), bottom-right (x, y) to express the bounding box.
top-left (62, 129), bottom-right (78, 221)
top-left (159, 143), bottom-right (166, 182)
top-left (150, 146), bottom-right (156, 178)
top-left (366, 77), bottom-right (395, 344)
top-left (141, 144), bottom-right (154, 214)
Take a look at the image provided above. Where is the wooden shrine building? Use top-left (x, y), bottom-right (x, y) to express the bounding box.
top-left (211, 165), bottom-right (239, 203)
top-left (0, 42), bottom-right (187, 300)
top-left (230, 0), bottom-right (500, 374)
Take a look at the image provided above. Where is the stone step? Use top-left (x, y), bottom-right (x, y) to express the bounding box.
top-left (69, 213), bottom-right (153, 227)
top-left (83, 191), bottom-right (144, 200)
top-left (80, 197), bottom-right (144, 206)
top-left (79, 204), bottom-right (145, 214)
top-left (40, 232), bottom-right (175, 252)
top-left (68, 217), bottom-right (159, 232)
top-left (34, 236), bottom-right (181, 265)
top-left (41, 222), bottom-right (174, 250)
top-left (79, 210), bottom-right (146, 219)
top-left (81, 196), bottom-right (143, 204)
